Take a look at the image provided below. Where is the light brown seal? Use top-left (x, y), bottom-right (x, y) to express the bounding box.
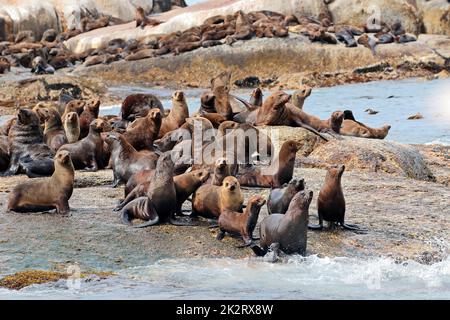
top-left (192, 176), bottom-right (244, 219)
top-left (79, 98), bottom-right (100, 139)
top-left (159, 90), bottom-right (189, 138)
top-left (341, 110), bottom-right (391, 139)
top-left (217, 195), bottom-right (266, 247)
top-left (7, 150), bottom-right (74, 215)
top-left (41, 107), bottom-right (68, 151)
top-left (123, 108), bottom-right (162, 151)
top-left (63, 112), bottom-right (80, 143)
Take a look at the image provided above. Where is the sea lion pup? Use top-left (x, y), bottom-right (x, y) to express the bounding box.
top-left (217, 195), bottom-right (266, 247)
top-left (249, 88), bottom-right (263, 106)
top-left (7, 150), bottom-right (74, 215)
top-left (267, 178), bottom-right (305, 215)
top-left (309, 165), bottom-right (362, 231)
top-left (341, 110), bottom-right (390, 139)
top-left (105, 132), bottom-right (158, 187)
top-left (237, 140), bottom-right (301, 188)
top-left (79, 98), bottom-right (100, 139)
top-left (251, 190), bottom-right (313, 257)
top-left (120, 152), bottom-right (194, 227)
top-left (41, 108), bottom-right (68, 151)
top-left (59, 119), bottom-right (106, 171)
top-left (290, 85), bottom-right (312, 109)
top-left (64, 112), bottom-right (80, 143)
top-left (135, 6), bottom-right (161, 29)
top-left (123, 108), bottom-right (162, 151)
top-left (3, 109), bottom-right (55, 178)
top-left (192, 176), bottom-right (244, 219)
top-left (121, 94), bottom-right (164, 121)
top-left (158, 91), bottom-right (189, 138)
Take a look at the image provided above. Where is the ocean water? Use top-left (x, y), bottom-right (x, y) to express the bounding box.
top-left (103, 78), bottom-right (450, 146)
top-left (1, 255), bottom-right (449, 299)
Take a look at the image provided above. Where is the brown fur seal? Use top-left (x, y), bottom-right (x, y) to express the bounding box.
top-left (123, 108), bottom-right (162, 151)
top-left (252, 190), bottom-right (313, 257)
top-left (0, 135), bottom-right (10, 172)
top-left (62, 99), bottom-right (86, 122)
top-left (197, 112), bottom-right (227, 128)
top-left (41, 108), bottom-right (68, 151)
top-left (237, 140), bottom-right (301, 188)
top-left (288, 107), bottom-right (344, 135)
top-left (120, 152), bottom-right (194, 227)
top-left (217, 195), bottom-right (266, 247)
top-left (79, 99), bottom-right (100, 139)
top-left (309, 165), bottom-right (362, 231)
top-left (105, 132), bottom-right (158, 187)
top-left (7, 150), bottom-right (74, 215)
top-left (135, 6), bottom-right (161, 29)
top-left (290, 85), bottom-right (312, 109)
top-left (208, 157), bottom-right (231, 186)
top-left (249, 88), bottom-right (263, 106)
top-left (341, 110), bottom-right (390, 139)
top-left (211, 72), bottom-right (233, 120)
top-left (267, 178), bottom-right (305, 214)
top-left (3, 109), bottom-right (55, 177)
top-left (64, 112), bottom-right (80, 143)
top-left (121, 94), bottom-right (164, 121)
top-left (159, 91), bottom-right (189, 138)
top-left (192, 176), bottom-right (244, 219)
top-left (59, 119), bottom-right (107, 171)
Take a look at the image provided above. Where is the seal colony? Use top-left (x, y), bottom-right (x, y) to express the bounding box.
top-left (0, 6), bottom-right (417, 74)
top-left (1, 70), bottom-right (381, 258)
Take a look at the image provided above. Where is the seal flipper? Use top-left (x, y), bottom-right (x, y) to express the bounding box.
top-left (250, 243), bottom-right (268, 256)
top-left (169, 215), bottom-right (198, 226)
top-left (133, 216), bottom-right (160, 228)
top-left (308, 224), bottom-right (324, 230)
top-left (120, 211), bottom-right (133, 225)
top-left (292, 119), bottom-right (329, 142)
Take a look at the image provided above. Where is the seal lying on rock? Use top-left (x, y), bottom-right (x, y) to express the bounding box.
top-left (267, 178), bottom-right (305, 214)
top-left (309, 165), bottom-right (362, 231)
top-left (105, 132), bottom-right (158, 187)
top-left (217, 195), bottom-right (266, 247)
top-left (59, 119), bottom-right (107, 171)
top-left (251, 190), bottom-right (313, 257)
top-left (7, 150), bottom-right (74, 215)
top-left (237, 140), bottom-right (301, 188)
top-left (3, 109), bottom-right (54, 178)
top-left (341, 110), bottom-right (391, 139)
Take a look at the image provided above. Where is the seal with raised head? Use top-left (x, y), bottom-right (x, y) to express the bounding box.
top-left (7, 150), bottom-right (74, 215)
top-left (120, 152), bottom-right (195, 227)
top-left (64, 112), bottom-right (80, 143)
top-left (105, 132), bottom-right (158, 187)
top-left (237, 140), bottom-right (301, 188)
top-left (217, 195), bottom-right (266, 247)
top-left (290, 85), bottom-right (312, 109)
top-left (41, 107), bottom-right (68, 151)
top-left (341, 110), bottom-right (390, 139)
top-left (192, 176), bottom-right (244, 219)
top-left (309, 165), bottom-right (362, 231)
top-left (251, 189), bottom-right (313, 257)
top-left (135, 6), bottom-right (161, 29)
top-left (3, 109), bottom-right (54, 177)
top-left (159, 90), bottom-right (189, 138)
top-left (79, 98), bottom-right (100, 139)
top-left (59, 119), bottom-right (107, 171)
top-left (123, 108), bottom-right (162, 151)
top-left (121, 94), bottom-right (164, 122)
top-left (267, 178), bottom-right (305, 214)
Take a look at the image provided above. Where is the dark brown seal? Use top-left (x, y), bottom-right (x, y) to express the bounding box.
top-left (159, 90), bottom-right (189, 138)
top-left (121, 94), bottom-right (164, 121)
top-left (309, 165), bottom-right (362, 231)
top-left (249, 88), bottom-right (263, 106)
top-left (59, 119), bottom-right (107, 171)
top-left (135, 6), bottom-right (161, 29)
top-left (192, 176), bottom-right (244, 219)
top-left (217, 195), bottom-right (266, 247)
top-left (105, 132), bottom-right (158, 187)
top-left (237, 140), bottom-right (301, 188)
top-left (251, 189), bottom-right (313, 257)
top-left (3, 109), bottom-right (55, 177)
top-left (41, 107), bottom-right (68, 151)
top-left (120, 152), bottom-right (194, 227)
top-left (7, 150), bottom-right (74, 215)
top-left (267, 178), bottom-right (305, 214)
top-left (79, 98), bottom-right (100, 139)
top-left (123, 108), bottom-right (162, 151)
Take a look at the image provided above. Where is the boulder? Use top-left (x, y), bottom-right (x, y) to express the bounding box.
top-left (327, 0), bottom-right (422, 34)
top-left (417, 0), bottom-right (450, 35)
top-left (305, 137), bottom-right (435, 181)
